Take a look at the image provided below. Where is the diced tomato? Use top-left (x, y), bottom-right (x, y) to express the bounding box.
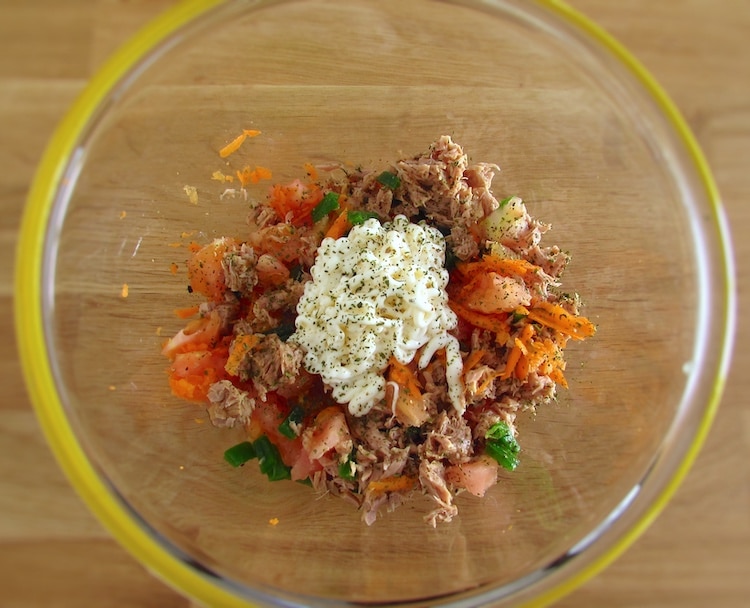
top-left (167, 345), bottom-right (229, 403)
top-left (247, 222), bottom-right (311, 264)
top-left (302, 406), bottom-right (352, 462)
top-left (187, 237), bottom-right (237, 301)
top-left (457, 272), bottom-right (531, 314)
top-left (445, 455), bottom-right (499, 497)
top-left (256, 253), bottom-right (290, 287)
top-left (247, 395), bottom-right (323, 481)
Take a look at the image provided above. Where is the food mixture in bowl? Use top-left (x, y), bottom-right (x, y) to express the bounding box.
top-left (161, 135), bottom-right (596, 526)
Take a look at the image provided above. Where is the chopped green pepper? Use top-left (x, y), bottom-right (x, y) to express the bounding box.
top-left (338, 450), bottom-right (357, 481)
top-left (376, 170), bottom-right (401, 190)
top-left (484, 421), bottom-right (520, 471)
top-left (278, 404), bottom-right (305, 439)
top-left (223, 441), bottom-right (257, 467)
top-left (253, 435), bottom-right (292, 481)
top-left (347, 209), bottom-right (380, 225)
top-left (311, 191), bottom-right (340, 223)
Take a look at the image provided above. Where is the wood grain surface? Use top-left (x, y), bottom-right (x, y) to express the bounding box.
top-left (1, 1), bottom-right (748, 607)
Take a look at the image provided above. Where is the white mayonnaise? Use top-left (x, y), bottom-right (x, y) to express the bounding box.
top-left (290, 215), bottom-right (465, 416)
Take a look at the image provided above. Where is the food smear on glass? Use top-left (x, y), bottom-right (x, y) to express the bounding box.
top-left (161, 136), bottom-right (596, 526)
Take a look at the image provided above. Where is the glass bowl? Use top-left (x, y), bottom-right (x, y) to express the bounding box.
top-left (15, 0), bottom-right (735, 606)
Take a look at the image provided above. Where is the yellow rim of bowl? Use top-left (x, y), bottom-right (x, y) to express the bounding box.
top-left (14, 1), bottom-right (735, 607)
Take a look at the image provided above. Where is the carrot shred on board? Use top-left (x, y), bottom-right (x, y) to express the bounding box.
top-left (169, 262), bottom-right (179, 275)
top-left (527, 301), bottom-right (596, 340)
top-left (219, 129), bottom-right (261, 158)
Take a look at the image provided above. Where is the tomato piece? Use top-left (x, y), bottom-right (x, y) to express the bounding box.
top-left (187, 237), bottom-right (237, 301)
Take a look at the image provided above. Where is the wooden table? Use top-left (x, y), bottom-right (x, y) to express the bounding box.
top-left (1, 1), bottom-right (747, 606)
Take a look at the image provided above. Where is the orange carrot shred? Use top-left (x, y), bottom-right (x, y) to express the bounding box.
top-left (219, 132), bottom-right (248, 158)
top-left (366, 476), bottom-right (417, 497)
top-left (449, 301), bottom-right (510, 344)
top-left (500, 344), bottom-right (522, 380)
top-left (527, 301), bottom-right (596, 340)
top-left (324, 209), bottom-right (352, 240)
top-left (463, 349), bottom-right (487, 376)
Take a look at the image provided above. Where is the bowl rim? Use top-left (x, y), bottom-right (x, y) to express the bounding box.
top-left (14, 0), bottom-right (737, 606)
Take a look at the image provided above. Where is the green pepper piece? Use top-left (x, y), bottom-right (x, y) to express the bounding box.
top-left (311, 191), bottom-right (340, 223)
top-left (484, 421), bottom-right (520, 471)
top-left (347, 210), bottom-right (380, 225)
top-left (376, 170), bottom-right (401, 190)
top-left (253, 436), bottom-right (292, 481)
top-left (278, 405), bottom-right (305, 439)
top-left (223, 441), bottom-right (257, 467)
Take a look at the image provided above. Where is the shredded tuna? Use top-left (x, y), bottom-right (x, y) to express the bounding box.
top-left (206, 380), bottom-right (255, 428)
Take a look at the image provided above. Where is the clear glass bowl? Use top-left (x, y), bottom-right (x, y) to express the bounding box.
top-left (15, 1), bottom-right (735, 606)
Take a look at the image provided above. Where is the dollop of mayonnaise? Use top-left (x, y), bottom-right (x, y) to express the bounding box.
top-left (290, 215), bottom-right (465, 416)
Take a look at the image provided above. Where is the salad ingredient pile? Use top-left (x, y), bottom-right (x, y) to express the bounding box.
top-left (161, 135), bottom-right (596, 526)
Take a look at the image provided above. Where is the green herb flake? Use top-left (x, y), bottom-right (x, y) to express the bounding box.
top-left (312, 191), bottom-right (340, 223)
top-left (484, 422), bottom-right (520, 471)
top-left (376, 170), bottom-right (401, 190)
top-left (223, 441), bottom-right (257, 468)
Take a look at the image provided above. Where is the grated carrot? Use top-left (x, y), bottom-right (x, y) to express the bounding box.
top-left (366, 475), bottom-right (417, 497)
top-left (527, 301), bottom-right (596, 340)
top-left (218, 129), bottom-right (261, 158)
top-left (449, 301), bottom-right (510, 344)
top-left (457, 254), bottom-right (541, 279)
top-left (324, 209), bottom-right (351, 240)
top-left (462, 348), bottom-right (487, 377)
top-left (499, 343), bottom-right (522, 380)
